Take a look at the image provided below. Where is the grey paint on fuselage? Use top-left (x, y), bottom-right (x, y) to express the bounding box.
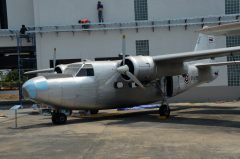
top-left (32, 60), bottom-right (212, 110)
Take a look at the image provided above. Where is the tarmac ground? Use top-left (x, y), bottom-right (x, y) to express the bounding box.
top-left (0, 102), bottom-right (240, 159)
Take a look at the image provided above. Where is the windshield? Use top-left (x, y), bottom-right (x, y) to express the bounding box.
top-left (64, 64), bottom-right (82, 75)
top-left (76, 64), bottom-right (94, 77)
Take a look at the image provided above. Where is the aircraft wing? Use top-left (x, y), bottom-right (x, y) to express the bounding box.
top-left (152, 46), bottom-right (240, 63)
top-left (198, 22), bottom-right (240, 36)
top-left (24, 68), bottom-right (54, 75)
top-left (152, 46), bottom-right (240, 76)
top-left (195, 61), bottom-right (240, 68)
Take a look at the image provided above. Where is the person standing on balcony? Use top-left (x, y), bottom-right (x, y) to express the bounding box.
top-left (97, 1), bottom-right (104, 23)
top-left (20, 24), bottom-right (30, 42)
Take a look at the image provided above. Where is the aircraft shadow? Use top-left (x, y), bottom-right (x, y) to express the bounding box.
top-left (18, 105), bottom-right (240, 129)
top-left (164, 116), bottom-right (240, 128)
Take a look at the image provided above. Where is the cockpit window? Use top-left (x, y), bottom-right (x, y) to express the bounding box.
top-left (64, 64), bottom-right (82, 75)
top-left (76, 64), bottom-right (94, 77)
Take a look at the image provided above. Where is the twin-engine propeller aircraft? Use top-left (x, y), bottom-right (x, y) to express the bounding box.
top-left (23, 34), bottom-right (240, 124)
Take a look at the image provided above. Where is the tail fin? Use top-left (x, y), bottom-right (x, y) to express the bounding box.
top-left (194, 32), bottom-right (216, 51)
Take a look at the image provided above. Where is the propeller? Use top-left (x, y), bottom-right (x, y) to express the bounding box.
top-left (116, 35), bottom-right (145, 88)
top-left (103, 35), bottom-right (145, 89)
top-left (117, 65), bottom-right (145, 88)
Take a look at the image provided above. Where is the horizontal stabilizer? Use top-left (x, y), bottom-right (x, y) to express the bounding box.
top-left (24, 68), bottom-right (54, 75)
top-left (195, 61), bottom-right (240, 68)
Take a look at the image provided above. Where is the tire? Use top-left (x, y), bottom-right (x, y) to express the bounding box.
top-left (159, 104), bottom-right (170, 118)
top-left (52, 113), bottom-right (59, 124)
top-left (52, 113), bottom-right (67, 124)
top-left (58, 113), bottom-right (67, 124)
top-left (90, 110), bottom-right (99, 114)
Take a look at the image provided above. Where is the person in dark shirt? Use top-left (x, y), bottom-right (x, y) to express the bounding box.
top-left (20, 25), bottom-right (30, 42)
top-left (97, 1), bottom-right (104, 23)
top-left (20, 25), bottom-right (28, 34)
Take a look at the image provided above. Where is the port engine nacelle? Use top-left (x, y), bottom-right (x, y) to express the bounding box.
top-left (121, 56), bottom-right (156, 82)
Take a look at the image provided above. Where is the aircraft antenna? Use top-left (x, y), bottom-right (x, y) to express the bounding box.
top-left (53, 48), bottom-right (56, 68)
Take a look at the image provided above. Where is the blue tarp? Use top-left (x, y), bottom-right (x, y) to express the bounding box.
top-left (117, 104), bottom-right (160, 111)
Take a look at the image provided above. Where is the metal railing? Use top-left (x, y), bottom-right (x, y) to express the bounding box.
top-left (0, 14), bottom-right (240, 37)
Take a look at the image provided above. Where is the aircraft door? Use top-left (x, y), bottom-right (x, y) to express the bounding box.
top-left (165, 76), bottom-right (173, 97)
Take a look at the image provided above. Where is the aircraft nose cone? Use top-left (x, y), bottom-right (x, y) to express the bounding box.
top-left (22, 79), bottom-right (37, 99)
top-left (22, 76), bottom-right (48, 100)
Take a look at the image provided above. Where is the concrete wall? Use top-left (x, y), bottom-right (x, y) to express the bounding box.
top-left (6, 0), bottom-right (34, 29)
top-left (149, 0), bottom-right (225, 20)
top-left (0, 0), bottom-right (34, 47)
top-left (33, 0), bottom-right (225, 25)
top-left (0, 37), bottom-right (16, 47)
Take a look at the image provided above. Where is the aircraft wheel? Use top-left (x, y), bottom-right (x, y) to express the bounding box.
top-left (52, 113), bottom-right (59, 124)
top-left (58, 113), bottom-right (67, 124)
top-left (52, 113), bottom-right (67, 124)
top-left (90, 110), bottom-right (99, 114)
top-left (159, 104), bottom-right (170, 118)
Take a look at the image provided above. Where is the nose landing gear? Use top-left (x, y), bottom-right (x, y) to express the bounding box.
top-left (52, 112), bottom-right (67, 125)
top-left (159, 103), bottom-right (170, 119)
top-left (51, 109), bottom-right (72, 124)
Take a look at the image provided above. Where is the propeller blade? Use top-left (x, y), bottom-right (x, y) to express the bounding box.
top-left (122, 35), bottom-right (126, 65)
top-left (117, 65), bottom-right (129, 74)
top-left (117, 65), bottom-right (145, 88)
top-left (104, 72), bottom-right (119, 86)
top-left (125, 71), bottom-right (145, 89)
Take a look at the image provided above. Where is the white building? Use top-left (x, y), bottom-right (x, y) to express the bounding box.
top-left (0, 0), bottom-right (240, 101)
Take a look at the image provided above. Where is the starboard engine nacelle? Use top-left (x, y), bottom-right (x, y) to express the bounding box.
top-left (54, 65), bottom-right (68, 74)
top-left (120, 56), bottom-right (156, 82)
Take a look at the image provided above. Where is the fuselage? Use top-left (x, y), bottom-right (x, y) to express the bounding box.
top-left (22, 60), bottom-right (218, 110)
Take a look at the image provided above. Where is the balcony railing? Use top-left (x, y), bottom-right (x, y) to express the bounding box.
top-left (0, 14), bottom-right (240, 37)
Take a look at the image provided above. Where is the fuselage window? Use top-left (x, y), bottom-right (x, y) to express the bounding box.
top-left (76, 64), bottom-right (94, 77)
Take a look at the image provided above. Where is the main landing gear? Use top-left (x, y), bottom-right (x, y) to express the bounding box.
top-left (159, 102), bottom-right (170, 119)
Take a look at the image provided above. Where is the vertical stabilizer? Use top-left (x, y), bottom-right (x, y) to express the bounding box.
top-left (194, 32), bottom-right (216, 51)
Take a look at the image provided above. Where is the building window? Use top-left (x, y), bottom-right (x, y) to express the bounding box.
top-left (136, 40), bottom-right (149, 56)
top-left (225, 0), bottom-right (240, 14)
top-left (226, 0), bottom-right (240, 86)
top-left (226, 36), bottom-right (240, 86)
top-left (134, 0), bottom-right (148, 21)
top-left (0, 0), bottom-right (8, 29)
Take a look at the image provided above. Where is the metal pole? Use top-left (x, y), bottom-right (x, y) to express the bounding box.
top-left (53, 48), bottom-right (56, 68)
top-left (122, 35), bottom-right (126, 65)
top-left (15, 109), bottom-right (17, 128)
top-left (16, 33), bottom-right (22, 106)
